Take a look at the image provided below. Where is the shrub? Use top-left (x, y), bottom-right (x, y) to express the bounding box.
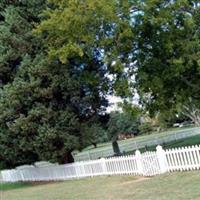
top-left (139, 122), bottom-right (153, 135)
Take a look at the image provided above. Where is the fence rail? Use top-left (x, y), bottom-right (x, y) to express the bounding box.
top-left (3, 144), bottom-right (200, 182)
top-left (74, 127), bottom-right (200, 161)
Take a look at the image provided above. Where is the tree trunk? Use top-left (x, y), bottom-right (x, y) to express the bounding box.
top-left (92, 142), bottom-right (97, 148)
top-left (60, 150), bottom-right (74, 164)
top-left (112, 140), bottom-right (121, 155)
top-left (182, 104), bottom-right (200, 126)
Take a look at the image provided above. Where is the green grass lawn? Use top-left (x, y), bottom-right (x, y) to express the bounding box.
top-left (2, 171), bottom-right (200, 200)
top-left (123, 134), bottom-right (200, 155)
top-left (81, 126), bottom-right (197, 152)
top-left (74, 126), bottom-right (200, 161)
top-left (163, 134), bottom-right (200, 148)
top-left (0, 182), bottom-right (33, 191)
top-left (145, 134), bottom-right (200, 151)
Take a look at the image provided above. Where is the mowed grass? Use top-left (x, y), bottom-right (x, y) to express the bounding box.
top-left (0, 182), bottom-right (33, 191)
top-left (81, 126), bottom-right (197, 152)
top-left (133, 134), bottom-right (200, 154)
top-left (113, 134), bottom-right (200, 156)
top-left (2, 171), bottom-right (200, 200)
top-left (164, 134), bottom-right (200, 149)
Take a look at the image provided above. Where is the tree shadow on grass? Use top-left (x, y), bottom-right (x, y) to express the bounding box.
top-left (0, 182), bottom-right (33, 191)
top-left (0, 181), bottom-right (61, 191)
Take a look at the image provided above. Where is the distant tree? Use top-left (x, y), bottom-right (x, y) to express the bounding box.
top-left (81, 122), bottom-right (107, 148)
top-left (107, 110), bottom-right (140, 155)
top-left (118, 101), bottom-right (141, 118)
top-left (138, 122), bottom-right (153, 135)
top-left (156, 109), bottom-right (190, 129)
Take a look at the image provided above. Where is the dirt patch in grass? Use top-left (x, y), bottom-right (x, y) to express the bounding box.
top-left (120, 176), bottom-right (150, 186)
top-left (29, 181), bottom-right (62, 186)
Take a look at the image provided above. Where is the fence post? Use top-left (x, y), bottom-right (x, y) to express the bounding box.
top-left (1, 170), bottom-right (8, 182)
top-left (134, 141), bottom-right (138, 149)
top-left (135, 150), bottom-right (143, 175)
top-left (101, 158), bottom-right (107, 175)
top-left (156, 145), bottom-right (168, 174)
top-left (73, 163), bottom-right (78, 179)
top-left (87, 151), bottom-right (91, 160)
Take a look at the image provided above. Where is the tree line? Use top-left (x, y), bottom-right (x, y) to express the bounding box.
top-left (0, 0), bottom-right (199, 169)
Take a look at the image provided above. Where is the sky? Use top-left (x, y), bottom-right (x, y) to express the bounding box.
top-left (106, 93), bottom-right (139, 113)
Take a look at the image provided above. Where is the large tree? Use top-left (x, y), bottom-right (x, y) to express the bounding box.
top-left (0, 0), bottom-right (48, 168)
top-left (0, 55), bottom-right (83, 167)
top-left (0, 0), bottom-right (46, 86)
top-left (35, 0), bottom-right (135, 98)
top-left (0, 0), bottom-right (135, 168)
top-left (34, 0), bottom-right (136, 156)
top-left (134, 0), bottom-right (200, 124)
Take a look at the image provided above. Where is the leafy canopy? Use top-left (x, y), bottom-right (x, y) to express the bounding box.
top-left (134, 0), bottom-right (200, 116)
top-left (35, 0), bottom-right (135, 97)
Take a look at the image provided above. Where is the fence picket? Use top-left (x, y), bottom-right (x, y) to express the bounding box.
top-left (191, 146), bottom-right (196, 169)
top-left (195, 145), bottom-right (200, 169)
top-left (178, 149), bottom-right (183, 171)
top-left (184, 147), bottom-right (189, 170)
top-left (193, 146), bottom-right (198, 169)
top-left (182, 148), bottom-right (188, 170)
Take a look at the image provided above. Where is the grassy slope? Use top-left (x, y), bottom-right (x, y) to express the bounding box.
top-left (0, 182), bottom-right (33, 191)
top-left (122, 134), bottom-right (200, 156)
top-left (164, 134), bottom-right (200, 149)
top-left (2, 171), bottom-right (200, 200)
top-left (74, 127), bottom-right (200, 160)
top-left (81, 126), bottom-right (197, 152)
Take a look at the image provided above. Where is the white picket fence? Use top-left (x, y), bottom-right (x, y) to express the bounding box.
top-left (2, 145), bottom-right (200, 182)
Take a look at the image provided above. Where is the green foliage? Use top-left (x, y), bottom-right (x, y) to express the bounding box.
top-left (0, 0), bottom-right (135, 168)
top-left (118, 101), bottom-right (141, 118)
top-left (138, 122), bottom-right (153, 135)
top-left (0, 0), bottom-right (46, 85)
top-left (1, 0), bottom-right (199, 169)
top-left (157, 110), bottom-right (190, 128)
top-left (107, 111), bottom-right (140, 139)
top-left (35, 0), bottom-right (135, 98)
top-left (81, 123), bottom-right (107, 148)
top-left (0, 55), bottom-right (82, 167)
top-left (107, 110), bottom-right (140, 154)
top-left (134, 0), bottom-right (200, 117)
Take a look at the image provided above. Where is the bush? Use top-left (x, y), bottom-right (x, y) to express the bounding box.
top-left (139, 122), bottom-right (153, 135)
